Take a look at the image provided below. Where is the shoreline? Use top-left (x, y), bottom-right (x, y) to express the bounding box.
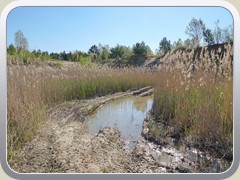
top-left (141, 112), bottom-right (232, 173)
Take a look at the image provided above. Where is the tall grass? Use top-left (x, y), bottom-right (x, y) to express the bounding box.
top-left (7, 61), bottom-right (233, 162)
top-left (43, 74), bottom-right (150, 105)
top-left (152, 71), bottom-right (233, 158)
top-left (7, 64), bottom-right (152, 161)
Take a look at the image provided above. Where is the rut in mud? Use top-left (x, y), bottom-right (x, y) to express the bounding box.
top-left (10, 86), bottom-right (230, 173)
top-left (10, 87), bottom-right (159, 173)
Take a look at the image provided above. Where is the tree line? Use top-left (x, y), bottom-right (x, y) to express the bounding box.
top-left (8, 18), bottom-right (233, 62)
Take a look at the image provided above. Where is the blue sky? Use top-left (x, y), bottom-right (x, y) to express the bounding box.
top-left (7, 7), bottom-right (233, 53)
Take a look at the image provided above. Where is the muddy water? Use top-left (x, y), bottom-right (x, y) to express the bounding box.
top-left (85, 96), bottom-right (153, 147)
top-left (85, 95), bottom-right (231, 173)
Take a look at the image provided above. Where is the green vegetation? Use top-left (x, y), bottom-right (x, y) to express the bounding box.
top-left (9, 17), bottom-right (233, 65)
top-left (185, 18), bottom-right (233, 48)
top-left (7, 44), bottom-right (51, 65)
top-left (47, 61), bottom-right (64, 68)
top-left (203, 28), bottom-right (215, 45)
top-left (185, 18), bottom-right (206, 47)
top-left (43, 72), bottom-right (151, 105)
top-left (7, 44), bottom-right (16, 55)
top-left (7, 65), bottom-right (152, 162)
top-left (110, 44), bottom-right (132, 59)
top-left (132, 41), bottom-right (148, 55)
top-left (88, 45), bottom-right (100, 59)
top-left (171, 38), bottom-right (184, 50)
top-left (151, 71), bottom-right (232, 158)
top-left (7, 17), bottom-right (233, 164)
top-left (8, 61), bottom-right (232, 162)
top-left (159, 37), bottom-right (171, 54)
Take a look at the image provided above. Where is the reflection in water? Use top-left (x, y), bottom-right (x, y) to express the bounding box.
top-left (86, 96), bottom-right (153, 146)
top-left (85, 95), bottom-right (231, 172)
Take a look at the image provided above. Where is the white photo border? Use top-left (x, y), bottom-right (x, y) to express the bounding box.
top-left (0, 0), bottom-right (239, 179)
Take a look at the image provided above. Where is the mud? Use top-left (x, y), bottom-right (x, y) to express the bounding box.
top-left (10, 86), bottom-right (229, 173)
top-left (141, 113), bottom-right (232, 173)
top-left (10, 88), bottom-right (159, 173)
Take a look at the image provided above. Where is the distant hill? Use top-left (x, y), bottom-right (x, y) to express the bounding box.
top-left (155, 43), bottom-right (233, 78)
top-left (112, 43), bottom-right (233, 78)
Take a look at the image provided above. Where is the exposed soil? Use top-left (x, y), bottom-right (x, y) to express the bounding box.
top-left (8, 42), bottom-right (233, 173)
top-left (11, 87), bottom-right (176, 173)
top-left (141, 113), bottom-right (232, 173)
top-left (10, 86), bottom-right (230, 173)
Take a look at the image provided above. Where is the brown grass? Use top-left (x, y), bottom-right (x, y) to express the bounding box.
top-left (7, 64), bottom-right (152, 161)
top-left (7, 61), bottom-right (233, 162)
top-left (151, 70), bottom-right (233, 159)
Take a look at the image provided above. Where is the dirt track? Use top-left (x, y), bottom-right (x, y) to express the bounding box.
top-left (10, 88), bottom-right (196, 173)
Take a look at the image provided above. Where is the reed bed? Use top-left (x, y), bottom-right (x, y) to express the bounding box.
top-left (7, 62), bottom-right (233, 161)
top-left (7, 64), bottom-right (152, 161)
top-left (151, 71), bottom-right (233, 158)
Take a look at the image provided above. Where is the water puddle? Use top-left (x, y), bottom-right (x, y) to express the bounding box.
top-left (84, 95), bottom-right (231, 172)
top-left (85, 96), bottom-right (153, 148)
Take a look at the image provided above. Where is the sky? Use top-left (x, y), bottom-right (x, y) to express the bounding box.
top-left (7, 7), bottom-right (233, 53)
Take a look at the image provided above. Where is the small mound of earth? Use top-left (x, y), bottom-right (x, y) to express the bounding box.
top-left (129, 141), bottom-right (194, 173)
top-left (11, 124), bottom-right (131, 173)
